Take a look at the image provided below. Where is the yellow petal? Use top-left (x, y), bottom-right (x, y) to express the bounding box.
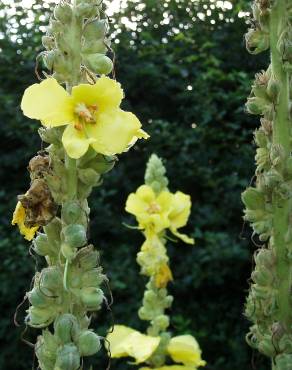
top-left (170, 228), bottom-right (194, 245)
top-left (167, 335), bottom-right (206, 367)
top-left (12, 202), bottom-right (39, 241)
top-left (72, 76), bottom-right (123, 111)
top-left (169, 192), bottom-right (192, 229)
top-left (126, 185), bottom-right (155, 217)
top-left (62, 124), bottom-right (95, 159)
top-left (123, 331), bottom-right (160, 363)
top-left (21, 78), bottom-right (74, 126)
top-left (87, 109), bottom-right (143, 155)
top-left (106, 325), bottom-right (136, 358)
top-left (106, 325), bottom-right (160, 363)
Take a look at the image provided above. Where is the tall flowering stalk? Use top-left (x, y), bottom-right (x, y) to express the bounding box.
top-left (12, 1), bottom-right (148, 369)
top-left (106, 154), bottom-right (205, 370)
top-left (242, 0), bottom-right (292, 368)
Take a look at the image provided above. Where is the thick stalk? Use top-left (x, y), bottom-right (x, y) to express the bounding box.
top-left (270, 0), bottom-right (291, 331)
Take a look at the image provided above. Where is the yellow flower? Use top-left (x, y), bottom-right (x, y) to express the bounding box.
top-left (126, 185), bottom-right (173, 234)
top-left (168, 192), bottom-right (194, 245)
top-left (106, 325), bottom-right (160, 364)
top-left (155, 263), bottom-right (173, 288)
top-left (21, 76), bottom-right (149, 159)
top-left (137, 236), bottom-right (168, 277)
top-left (167, 335), bottom-right (206, 368)
top-left (12, 202), bottom-right (39, 241)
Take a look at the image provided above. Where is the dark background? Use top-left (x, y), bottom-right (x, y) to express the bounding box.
top-left (0, 0), bottom-right (270, 369)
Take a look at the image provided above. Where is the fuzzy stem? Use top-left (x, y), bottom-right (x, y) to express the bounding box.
top-left (270, 0), bottom-right (291, 331)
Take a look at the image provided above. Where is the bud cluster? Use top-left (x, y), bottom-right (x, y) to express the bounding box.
top-left (41, 0), bottom-right (113, 83)
top-left (242, 1), bottom-right (292, 368)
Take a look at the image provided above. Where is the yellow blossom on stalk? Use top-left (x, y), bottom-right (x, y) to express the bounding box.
top-left (12, 202), bottom-right (39, 241)
top-left (168, 192), bottom-right (194, 245)
top-left (155, 263), bottom-right (173, 288)
top-left (21, 76), bottom-right (149, 159)
top-left (106, 325), bottom-right (160, 363)
top-left (126, 185), bottom-right (194, 243)
top-left (167, 335), bottom-right (206, 368)
top-left (126, 185), bottom-right (173, 234)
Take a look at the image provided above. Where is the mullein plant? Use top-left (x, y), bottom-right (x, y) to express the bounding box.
top-left (11, 1), bottom-right (148, 369)
top-left (242, 0), bottom-right (292, 369)
top-left (106, 154), bottom-right (205, 370)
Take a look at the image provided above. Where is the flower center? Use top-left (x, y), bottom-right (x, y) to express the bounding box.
top-left (74, 103), bottom-right (98, 130)
top-left (147, 202), bottom-right (161, 214)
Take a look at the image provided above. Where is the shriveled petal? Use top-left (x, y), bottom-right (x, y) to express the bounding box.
top-left (170, 228), bottom-right (194, 245)
top-left (106, 325), bottom-right (136, 358)
top-left (169, 192), bottom-right (192, 229)
top-left (21, 78), bottom-right (74, 126)
top-left (72, 76), bottom-right (123, 111)
top-left (167, 335), bottom-right (206, 367)
top-left (106, 325), bottom-right (160, 364)
top-left (87, 109), bottom-right (143, 155)
top-left (154, 263), bottom-right (173, 288)
top-left (12, 202), bottom-right (39, 241)
top-left (62, 124), bottom-right (95, 159)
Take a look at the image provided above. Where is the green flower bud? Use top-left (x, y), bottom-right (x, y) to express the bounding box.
top-left (54, 314), bottom-right (80, 344)
top-left (78, 168), bottom-right (101, 186)
top-left (54, 3), bottom-right (72, 23)
top-left (87, 155), bottom-right (116, 174)
top-left (246, 97), bottom-right (269, 115)
top-left (251, 266), bottom-right (273, 286)
top-left (63, 224), bottom-right (87, 249)
top-left (254, 129), bottom-right (268, 147)
top-left (83, 19), bottom-right (107, 41)
top-left (36, 331), bottom-right (58, 370)
top-left (77, 245), bottom-right (98, 270)
top-left (55, 344), bottom-right (80, 370)
top-left (77, 330), bottom-right (101, 356)
top-left (42, 35), bottom-right (55, 50)
top-left (267, 78), bottom-right (280, 101)
top-left (153, 315), bottom-right (169, 330)
top-left (263, 169), bottom-right (283, 188)
top-left (258, 337), bottom-right (276, 357)
top-left (81, 39), bottom-right (108, 54)
top-left (38, 127), bottom-right (62, 145)
top-left (255, 248), bottom-right (274, 267)
top-left (41, 267), bottom-right (62, 291)
top-left (80, 287), bottom-right (104, 309)
top-left (28, 287), bottom-right (48, 308)
top-left (62, 201), bottom-right (83, 224)
top-left (242, 187), bottom-right (265, 210)
top-left (33, 233), bottom-right (50, 256)
top-left (83, 53), bottom-right (113, 75)
top-left (82, 269), bottom-right (103, 287)
top-left (27, 306), bottom-right (55, 328)
top-left (246, 28), bottom-right (269, 54)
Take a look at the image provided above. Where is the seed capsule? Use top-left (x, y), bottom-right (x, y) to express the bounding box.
top-left (54, 314), bottom-right (80, 344)
top-left (63, 224), bottom-right (87, 249)
top-left (83, 53), bottom-right (113, 75)
top-left (77, 330), bottom-right (101, 356)
top-left (80, 287), bottom-right (104, 310)
top-left (55, 343), bottom-right (80, 370)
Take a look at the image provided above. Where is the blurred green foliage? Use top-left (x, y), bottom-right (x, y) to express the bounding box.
top-left (0, 0), bottom-right (269, 369)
